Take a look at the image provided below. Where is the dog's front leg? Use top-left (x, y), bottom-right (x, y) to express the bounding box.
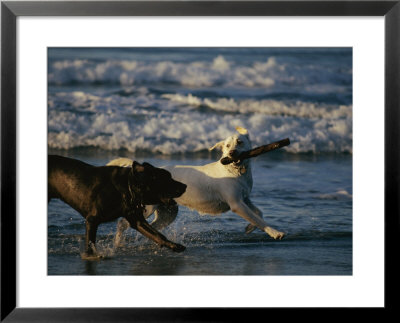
top-left (230, 200), bottom-right (285, 240)
top-left (125, 213), bottom-right (186, 252)
top-left (114, 218), bottom-right (130, 247)
top-left (114, 205), bottom-right (157, 247)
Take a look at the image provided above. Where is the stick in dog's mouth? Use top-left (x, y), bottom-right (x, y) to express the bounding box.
top-left (220, 138), bottom-right (290, 165)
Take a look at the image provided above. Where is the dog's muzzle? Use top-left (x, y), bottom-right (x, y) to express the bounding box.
top-left (227, 150), bottom-right (243, 164)
top-left (229, 150), bottom-right (240, 158)
top-left (176, 183), bottom-right (187, 197)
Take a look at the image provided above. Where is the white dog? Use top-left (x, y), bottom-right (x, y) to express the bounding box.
top-left (108, 126), bottom-right (285, 243)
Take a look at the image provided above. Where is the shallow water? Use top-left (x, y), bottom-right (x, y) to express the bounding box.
top-left (48, 152), bottom-right (352, 275)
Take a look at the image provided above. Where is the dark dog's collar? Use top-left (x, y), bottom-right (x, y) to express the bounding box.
top-left (127, 175), bottom-right (145, 211)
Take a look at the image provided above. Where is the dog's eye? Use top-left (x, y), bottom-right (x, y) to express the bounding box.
top-left (226, 144), bottom-right (230, 148)
top-left (237, 139), bottom-right (243, 145)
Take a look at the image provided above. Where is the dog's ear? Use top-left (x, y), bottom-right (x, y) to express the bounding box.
top-left (209, 140), bottom-right (225, 151)
top-left (235, 126), bottom-right (248, 136)
top-left (131, 161), bottom-right (145, 173)
top-left (142, 162), bottom-right (154, 169)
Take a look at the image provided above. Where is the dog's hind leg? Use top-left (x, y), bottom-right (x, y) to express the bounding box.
top-left (229, 200), bottom-right (285, 240)
top-left (125, 212), bottom-right (185, 252)
top-left (150, 202), bottom-right (178, 230)
top-left (243, 198), bottom-right (264, 234)
top-left (82, 215), bottom-right (100, 259)
top-left (114, 218), bottom-right (130, 247)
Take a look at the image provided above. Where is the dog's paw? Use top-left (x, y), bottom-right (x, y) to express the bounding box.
top-left (245, 224), bottom-right (256, 234)
top-left (81, 252), bottom-right (103, 261)
top-left (265, 227), bottom-right (285, 240)
top-left (273, 231), bottom-right (285, 240)
top-left (172, 243), bottom-right (186, 253)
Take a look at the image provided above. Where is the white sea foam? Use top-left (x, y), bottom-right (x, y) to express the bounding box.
top-left (162, 93), bottom-right (352, 119)
top-left (48, 90), bottom-right (352, 154)
top-left (318, 190), bottom-right (353, 200)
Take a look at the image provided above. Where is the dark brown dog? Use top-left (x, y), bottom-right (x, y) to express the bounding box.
top-left (48, 155), bottom-right (187, 258)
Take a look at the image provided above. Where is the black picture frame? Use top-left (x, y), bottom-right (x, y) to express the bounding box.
top-left (1, 1), bottom-right (399, 321)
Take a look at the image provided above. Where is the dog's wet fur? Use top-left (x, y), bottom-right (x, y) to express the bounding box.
top-left (48, 155), bottom-right (187, 258)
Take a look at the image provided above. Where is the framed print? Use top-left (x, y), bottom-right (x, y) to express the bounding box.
top-left (1, 1), bottom-right (399, 321)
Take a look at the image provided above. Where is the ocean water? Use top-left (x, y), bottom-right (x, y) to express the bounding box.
top-left (48, 48), bottom-right (352, 275)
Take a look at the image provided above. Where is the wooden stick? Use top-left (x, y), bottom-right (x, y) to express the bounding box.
top-left (220, 138), bottom-right (290, 165)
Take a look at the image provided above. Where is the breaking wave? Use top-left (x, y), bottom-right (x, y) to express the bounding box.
top-left (48, 48), bottom-right (352, 155)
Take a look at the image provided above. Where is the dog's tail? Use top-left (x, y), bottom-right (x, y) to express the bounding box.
top-left (106, 158), bottom-right (134, 167)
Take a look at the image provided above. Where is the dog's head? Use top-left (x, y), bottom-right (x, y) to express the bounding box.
top-left (209, 126), bottom-right (252, 161)
top-left (130, 161), bottom-right (187, 205)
